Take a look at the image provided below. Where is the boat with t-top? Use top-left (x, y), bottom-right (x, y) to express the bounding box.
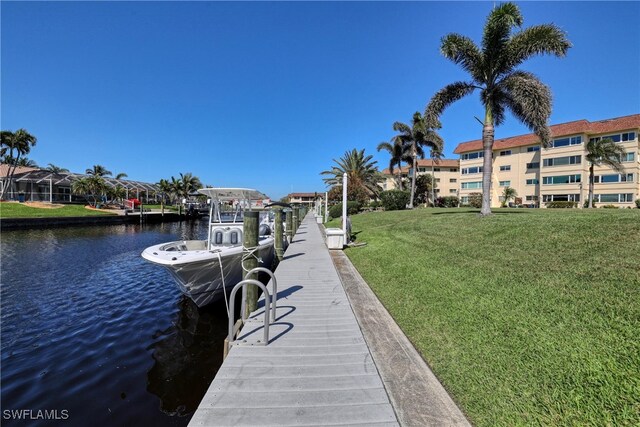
top-left (141, 188), bottom-right (276, 307)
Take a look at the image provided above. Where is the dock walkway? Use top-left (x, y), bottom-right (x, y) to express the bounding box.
top-left (189, 214), bottom-right (399, 426)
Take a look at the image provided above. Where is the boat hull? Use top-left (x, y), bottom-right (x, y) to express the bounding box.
top-left (142, 239), bottom-right (275, 308)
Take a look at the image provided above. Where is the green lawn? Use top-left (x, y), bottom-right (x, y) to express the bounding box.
top-left (335, 208), bottom-right (640, 426)
top-left (0, 202), bottom-right (116, 218)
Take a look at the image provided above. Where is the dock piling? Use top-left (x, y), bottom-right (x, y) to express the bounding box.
top-left (274, 207), bottom-right (284, 262)
top-left (242, 211), bottom-right (260, 316)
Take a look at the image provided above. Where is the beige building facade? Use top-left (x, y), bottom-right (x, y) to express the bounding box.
top-left (454, 114), bottom-right (640, 208)
top-left (382, 159), bottom-right (460, 200)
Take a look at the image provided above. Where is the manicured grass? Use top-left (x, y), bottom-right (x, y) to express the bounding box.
top-left (0, 202), bottom-right (116, 218)
top-left (335, 208), bottom-right (640, 426)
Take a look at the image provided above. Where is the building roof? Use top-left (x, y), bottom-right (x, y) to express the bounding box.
top-left (0, 164), bottom-right (40, 177)
top-left (453, 114), bottom-right (640, 154)
top-left (288, 192), bottom-right (320, 198)
top-left (382, 158), bottom-right (459, 175)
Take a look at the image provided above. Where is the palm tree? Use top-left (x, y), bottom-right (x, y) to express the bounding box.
top-left (177, 172), bottom-right (202, 200)
top-left (392, 112), bottom-right (443, 209)
top-left (46, 163), bottom-right (69, 173)
top-left (115, 172), bottom-right (128, 180)
top-left (377, 139), bottom-right (411, 191)
top-left (501, 186), bottom-right (518, 207)
top-left (585, 137), bottom-right (626, 208)
top-left (320, 148), bottom-right (383, 199)
top-left (425, 2), bottom-right (571, 216)
top-left (1, 129), bottom-right (38, 200)
top-left (86, 165), bottom-right (112, 177)
top-left (72, 176), bottom-right (106, 206)
top-left (156, 178), bottom-right (172, 214)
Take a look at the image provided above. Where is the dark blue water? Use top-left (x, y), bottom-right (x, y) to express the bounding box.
top-left (1, 221), bottom-right (230, 426)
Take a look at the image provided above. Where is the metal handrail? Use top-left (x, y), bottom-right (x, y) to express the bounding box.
top-left (227, 279), bottom-right (271, 348)
top-left (244, 267), bottom-right (278, 323)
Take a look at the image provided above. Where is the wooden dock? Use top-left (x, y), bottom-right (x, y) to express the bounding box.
top-left (189, 214), bottom-right (399, 426)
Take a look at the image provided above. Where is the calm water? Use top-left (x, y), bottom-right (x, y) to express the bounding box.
top-left (1, 221), bottom-right (232, 426)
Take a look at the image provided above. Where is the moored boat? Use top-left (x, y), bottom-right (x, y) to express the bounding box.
top-left (142, 188), bottom-right (276, 308)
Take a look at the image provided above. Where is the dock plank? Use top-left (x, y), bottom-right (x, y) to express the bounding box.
top-left (189, 214), bottom-right (399, 426)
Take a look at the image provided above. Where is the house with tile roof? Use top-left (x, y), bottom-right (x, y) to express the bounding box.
top-left (454, 114), bottom-right (640, 208)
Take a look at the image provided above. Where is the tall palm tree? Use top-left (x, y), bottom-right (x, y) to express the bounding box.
top-left (320, 148), bottom-right (383, 199)
top-left (0, 129), bottom-right (37, 200)
top-left (425, 2), bottom-right (571, 216)
top-left (376, 139), bottom-right (410, 191)
top-left (585, 137), bottom-right (626, 208)
top-left (392, 112), bottom-right (443, 209)
top-left (115, 172), bottom-right (128, 180)
top-left (177, 172), bottom-right (202, 200)
top-left (502, 186), bottom-right (518, 207)
top-left (46, 163), bottom-right (69, 173)
top-left (72, 176), bottom-right (106, 206)
top-left (86, 165), bottom-right (112, 177)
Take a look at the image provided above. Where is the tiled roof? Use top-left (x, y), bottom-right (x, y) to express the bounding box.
top-left (382, 158), bottom-right (459, 175)
top-left (454, 114), bottom-right (640, 154)
top-left (0, 164), bottom-right (40, 177)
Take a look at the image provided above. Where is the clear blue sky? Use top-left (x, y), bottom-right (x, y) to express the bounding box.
top-left (2, 1), bottom-right (639, 200)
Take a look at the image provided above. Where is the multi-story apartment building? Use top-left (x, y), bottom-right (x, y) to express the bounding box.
top-left (454, 114), bottom-right (640, 208)
top-left (287, 192), bottom-right (320, 206)
top-left (381, 159), bottom-right (460, 199)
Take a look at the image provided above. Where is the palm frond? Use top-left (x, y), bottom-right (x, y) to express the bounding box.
top-left (501, 71), bottom-right (553, 146)
top-left (424, 81), bottom-right (476, 127)
top-left (585, 138), bottom-right (627, 173)
top-left (441, 34), bottom-right (484, 82)
top-left (504, 24), bottom-right (571, 71)
top-left (482, 2), bottom-right (522, 72)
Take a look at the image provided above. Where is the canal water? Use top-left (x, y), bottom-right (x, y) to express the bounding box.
top-left (1, 221), bottom-right (232, 426)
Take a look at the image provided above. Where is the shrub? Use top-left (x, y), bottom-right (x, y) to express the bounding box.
top-left (435, 196), bottom-right (459, 208)
top-left (583, 200), bottom-right (596, 208)
top-left (380, 190), bottom-right (410, 211)
top-left (328, 201), bottom-right (361, 219)
top-left (546, 201), bottom-right (577, 208)
top-left (468, 192), bottom-right (482, 208)
top-left (601, 205), bottom-right (618, 209)
top-left (369, 200), bottom-right (382, 209)
top-left (636, 199), bottom-right (640, 208)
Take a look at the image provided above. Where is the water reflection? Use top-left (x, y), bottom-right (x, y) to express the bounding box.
top-left (146, 297), bottom-right (235, 417)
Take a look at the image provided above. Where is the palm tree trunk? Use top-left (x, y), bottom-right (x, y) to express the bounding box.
top-left (409, 150), bottom-right (417, 209)
top-left (588, 163), bottom-right (595, 208)
top-left (481, 109), bottom-right (494, 216)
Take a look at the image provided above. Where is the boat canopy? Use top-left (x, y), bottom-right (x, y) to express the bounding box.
top-left (198, 188), bottom-right (269, 202)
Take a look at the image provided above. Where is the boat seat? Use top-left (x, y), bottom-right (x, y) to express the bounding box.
top-left (223, 228), bottom-right (243, 246)
top-left (213, 229), bottom-right (225, 245)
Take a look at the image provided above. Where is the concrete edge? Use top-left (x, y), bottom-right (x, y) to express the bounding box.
top-left (326, 228), bottom-right (472, 426)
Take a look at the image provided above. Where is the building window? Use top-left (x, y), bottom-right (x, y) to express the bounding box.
top-left (450, 168), bottom-right (459, 172)
top-left (590, 133), bottom-right (636, 144)
top-left (525, 195), bottom-right (539, 201)
top-left (595, 193), bottom-right (634, 203)
top-left (418, 167), bottom-right (427, 173)
top-left (449, 189), bottom-right (457, 194)
top-left (433, 168), bottom-right (441, 172)
top-left (526, 179), bottom-right (539, 185)
top-left (543, 155), bottom-right (581, 167)
top-left (499, 150), bottom-right (512, 156)
top-left (550, 135), bottom-right (582, 148)
top-left (461, 151), bottom-right (484, 160)
top-left (542, 174), bottom-right (581, 185)
top-left (526, 162), bottom-right (540, 169)
top-left (499, 180), bottom-right (511, 187)
top-left (449, 178), bottom-right (457, 183)
top-left (593, 173), bottom-right (634, 184)
top-left (542, 194), bottom-right (581, 202)
top-left (500, 165), bottom-right (511, 171)
top-left (527, 146), bottom-right (540, 152)
top-left (461, 181), bottom-right (482, 189)
top-left (623, 152), bottom-right (635, 162)
top-left (461, 196), bottom-right (469, 204)
top-left (462, 166), bottom-right (483, 175)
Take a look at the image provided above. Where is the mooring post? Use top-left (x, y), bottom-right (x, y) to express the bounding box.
top-left (292, 206), bottom-right (298, 236)
top-left (243, 211), bottom-right (260, 317)
top-left (274, 207), bottom-right (284, 262)
top-left (285, 209), bottom-right (293, 243)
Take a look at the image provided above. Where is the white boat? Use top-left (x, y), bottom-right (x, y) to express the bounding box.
top-left (142, 188), bottom-right (276, 308)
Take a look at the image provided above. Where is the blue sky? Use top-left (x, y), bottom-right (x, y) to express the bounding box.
top-left (2, 1), bottom-right (639, 200)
